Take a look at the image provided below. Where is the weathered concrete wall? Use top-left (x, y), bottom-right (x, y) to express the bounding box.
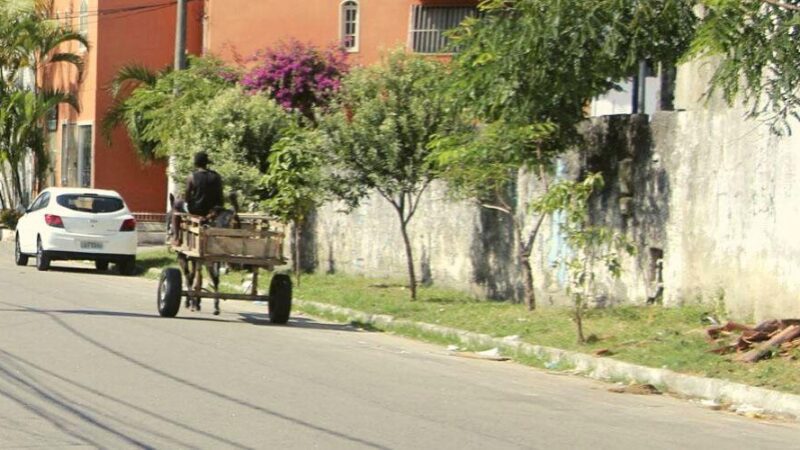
top-left (307, 107), bottom-right (800, 319)
top-left (654, 108), bottom-right (800, 319)
top-left (307, 115), bottom-right (656, 307)
top-left (306, 68), bottom-right (800, 319)
top-left (310, 184), bottom-right (514, 298)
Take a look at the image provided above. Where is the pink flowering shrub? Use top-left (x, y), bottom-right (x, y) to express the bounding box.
top-left (241, 40), bottom-right (349, 119)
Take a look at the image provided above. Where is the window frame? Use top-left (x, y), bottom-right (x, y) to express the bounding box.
top-left (340, 0), bottom-right (360, 53)
top-left (78, 0), bottom-right (88, 52)
top-left (408, 5), bottom-right (477, 55)
top-left (60, 122), bottom-right (93, 188)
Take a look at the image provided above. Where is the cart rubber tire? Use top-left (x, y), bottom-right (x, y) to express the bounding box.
top-left (117, 256), bottom-right (136, 276)
top-left (36, 237), bottom-right (50, 271)
top-left (14, 235), bottom-right (28, 266)
top-left (158, 268), bottom-right (182, 317)
top-left (95, 260), bottom-right (109, 272)
top-left (268, 274), bottom-right (292, 324)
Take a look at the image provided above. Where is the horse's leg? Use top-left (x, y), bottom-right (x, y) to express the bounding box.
top-left (210, 262), bottom-right (221, 316)
top-left (193, 264), bottom-right (203, 312)
top-left (178, 254), bottom-right (192, 309)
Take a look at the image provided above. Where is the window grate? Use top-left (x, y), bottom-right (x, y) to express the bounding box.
top-left (410, 6), bottom-right (476, 54)
top-left (342, 1), bottom-right (359, 51)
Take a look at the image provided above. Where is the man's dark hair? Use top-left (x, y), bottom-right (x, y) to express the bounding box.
top-left (193, 151), bottom-right (210, 168)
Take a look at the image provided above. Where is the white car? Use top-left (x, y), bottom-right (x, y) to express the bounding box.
top-left (14, 187), bottom-right (138, 275)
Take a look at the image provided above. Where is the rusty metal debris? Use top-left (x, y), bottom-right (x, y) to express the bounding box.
top-left (706, 319), bottom-right (800, 363)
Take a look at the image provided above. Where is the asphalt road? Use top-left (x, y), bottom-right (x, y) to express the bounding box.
top-left (1, 241), bottom-right (798, 449)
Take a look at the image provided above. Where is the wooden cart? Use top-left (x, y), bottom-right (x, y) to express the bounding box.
top-left (156, 213), bottom-right (292, 323)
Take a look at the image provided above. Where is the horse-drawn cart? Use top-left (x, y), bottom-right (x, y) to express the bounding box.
top-left (157, 213), bottom-right (292, 323)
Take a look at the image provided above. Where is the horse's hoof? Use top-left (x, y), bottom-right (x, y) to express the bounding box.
top-left (213, 310), bottom-right (220, 316)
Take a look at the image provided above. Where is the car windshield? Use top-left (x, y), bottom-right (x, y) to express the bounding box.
top-left (56, 194), bottom-right (124, 213)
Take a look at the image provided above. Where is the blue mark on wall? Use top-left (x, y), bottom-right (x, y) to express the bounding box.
top-left (546, 158), bottom-right (571, 287)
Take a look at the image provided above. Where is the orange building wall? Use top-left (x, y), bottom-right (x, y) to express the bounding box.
top-left (41, 0), bottom-right (473, 212)
top-left (45, 0), bottom-right (202, 213)
top-left (205, 0), bottom-right (477, 66)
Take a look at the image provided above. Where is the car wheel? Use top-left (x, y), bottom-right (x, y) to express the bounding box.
top-left (14, 235), bottom-right (28, 266)
top-left (268, 274), bottom-right (292, 324)
top-left (157, 268), bottom-right (182, 317)
top-left (95, 260), bottom-right (109, 272)
top-left (36, 237), bottom-right (50, 271)
top-left (117, 256), bottom-right (136, 276)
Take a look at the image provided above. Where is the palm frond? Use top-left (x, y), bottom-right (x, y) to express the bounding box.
top-left (48, 52), bottom-right (85, 78)
top-left (101, 98), bottom-right (127, 144)
top-left (109, 63), bottom-right (160, 97)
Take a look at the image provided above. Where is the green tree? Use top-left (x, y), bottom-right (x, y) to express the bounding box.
top-left (533, 174), bottom-right (635, 344)
top-left (448, 0), bottom-right (695, 147)
top-left (435, 0), bottom-right (695, 309)
top-left (265, 128), bottom-right (328, 284)
top-left (0, 89), bottom-right (78, 208)
top-left (689, 0), bottom-right (800, 133)
top-left (102, 56), bottom-right (235, 161)
top-left (431, 121), bottom-right (556, 310)
top-left (166, 87), bottom-right (295, 208)
top-left (0, 0), bottom-right (86, 208)
top-left (101, 64), bottom-right (164, 160)
top-left (0, 0), bottom-right (88, 85)
top-left (322, 51), bottom-right (453, 300)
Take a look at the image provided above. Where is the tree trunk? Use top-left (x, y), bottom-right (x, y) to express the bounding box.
top-left (293, 219), bottom-right (302, 288)
top-left (575, 255), bottom-right (593, 344)
top-left (515, 218), bottom-right (535, 311)
top-left (399, 219), bottom-right (418, 301)
top-left (0, 162), bottom-right (12, 209)
top-left (574, 299), bottom-right (586, 344)
top-left (520, 253), bottom-right (535, 311)
top-left (738, 325), bottom-right (800, 363)
top-left (10, 162), bottom-right (24, 209)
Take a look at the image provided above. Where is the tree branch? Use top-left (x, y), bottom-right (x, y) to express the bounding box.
top-left (405, 179), bottom-right (431, 225)
top-left (523, 213), bottom-right (547, 255)
top-left (478, 202), bottom-right (512, 215)
top-left (762, 0), bottom-right (800, 11)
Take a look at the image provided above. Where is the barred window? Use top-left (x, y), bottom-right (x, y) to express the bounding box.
top-left (409, 6), bottom-right (476, 54)
top-left (341, 1), bottom-right (359, 52)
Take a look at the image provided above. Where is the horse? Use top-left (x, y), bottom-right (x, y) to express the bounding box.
top-left (166, 192), bottom-right (241, 315)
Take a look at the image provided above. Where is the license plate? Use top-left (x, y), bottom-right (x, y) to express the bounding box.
top-left (80, 241), bottom-right (104, 250)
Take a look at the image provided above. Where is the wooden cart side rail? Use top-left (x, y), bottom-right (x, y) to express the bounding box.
top-left (202, 228), bottom-right (284, 238)
top-left (172, 252), bottom-right (286, 267)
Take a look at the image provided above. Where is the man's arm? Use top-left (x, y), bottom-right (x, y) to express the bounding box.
top-left (214, 173), bottom-right (224, 207)
top-left (184, 173), bottom-right (194, 203)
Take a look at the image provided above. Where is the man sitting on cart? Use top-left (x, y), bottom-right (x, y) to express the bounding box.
top-left (170, 151), bottom-right (224, 245)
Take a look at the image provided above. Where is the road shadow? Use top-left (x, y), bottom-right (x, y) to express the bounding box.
top-left (0, 301), bottom-right (391, 449)
top-left (236, 314), bottom-right (371, 332)
top-left (0, 307), bottom-right (379, 332)
top-left (0, 307), bottom-right (226, 323)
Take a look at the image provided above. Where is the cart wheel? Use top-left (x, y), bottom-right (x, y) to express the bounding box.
top-left (158, 268), bottom-right (182, 317)
top-left (268, 274), bottom-right (292, 324)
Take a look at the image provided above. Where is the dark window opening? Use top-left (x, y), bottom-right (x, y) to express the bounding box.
top-left (57, 194), bottom-right (124, 213)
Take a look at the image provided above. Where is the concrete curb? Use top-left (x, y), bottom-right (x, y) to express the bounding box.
top-left (0, 228), bottom-right (14, 243)
top-left (293, 299), bottom-right (800, 420)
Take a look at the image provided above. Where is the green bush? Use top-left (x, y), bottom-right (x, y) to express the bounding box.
top-left (0, 209), bottom-right (21, 229)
